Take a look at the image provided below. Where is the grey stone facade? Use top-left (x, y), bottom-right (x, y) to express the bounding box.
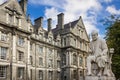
top-left (0, 0), bottom-right (89, 80)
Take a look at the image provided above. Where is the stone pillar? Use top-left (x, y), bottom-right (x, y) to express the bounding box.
top-left (12, 33), bottom-right (16, 62)
top-left (27, 37), bottom-right (30, 80)
top-left (11, 31), bottom-right (17, 80)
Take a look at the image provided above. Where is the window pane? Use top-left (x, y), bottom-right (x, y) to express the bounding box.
top-left (0, 66), bottom-right (6, 78)
top-left (0, 47), bottom-right (7, 60)
top-left (18, 67), bottom-right (24, 79)
top-left (48, 71), bottom-right (53, 80)
top-left (18, 37), bottom-right (24, 46)
top-left (39, 70), bottom-right (43, 80)
top-left (18, 51), bottom-right (24, 61)
top-left (1, 33), bottom-right (7, 41)
top-left (39, 58), bottom-right (43, 66)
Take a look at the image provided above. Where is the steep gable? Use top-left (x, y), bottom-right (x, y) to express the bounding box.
top-left (72, 17), bottom-right (90, 42)
top-left (0, 0), bottom-right (31, 32)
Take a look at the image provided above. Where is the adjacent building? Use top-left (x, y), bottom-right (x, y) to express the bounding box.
top-left (0, 0), bottom-right (90, 80)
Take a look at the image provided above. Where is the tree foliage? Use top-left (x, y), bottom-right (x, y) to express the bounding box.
top-left (104, 15), bottom-right (120, 79)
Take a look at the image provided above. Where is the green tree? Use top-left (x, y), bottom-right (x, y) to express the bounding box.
top-left (104, 15), bottom-right (120, 79)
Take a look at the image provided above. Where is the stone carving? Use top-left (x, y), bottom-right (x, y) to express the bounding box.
top-left (86, 30), bottom-right (115, 78)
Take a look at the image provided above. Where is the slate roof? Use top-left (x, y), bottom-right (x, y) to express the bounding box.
top-left (52, 19), bottom-right (79, 33)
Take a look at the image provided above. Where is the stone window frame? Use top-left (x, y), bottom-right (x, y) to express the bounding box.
top-left (48, 59), bottom-right (53, 68)
top-left (38, 70), bottom-right (43, 80)
top-left (79, 55), bottom-right (83, 66)
top-left (0, 31), bottom-right (8, 42)
top-left (0, 46), bottom-right (8, 60)
top-left (73, 53), bottom-right (77, 66)
top-left (39, 57), bottom-right (43, 66)
top-left (48, 71), bottom-right (53, 80)
top-left (18, 51), bottom-right (24, 62)
top-left (0, 66), bottom-right (7, 78)
top-left (30, 55), bottom-right (33, 65)
top-left (38, 46), bottom-right (43, 55)
top-left (56, 71), bottom-right (60, 80)
top-left (62, 54), bottom-right (66, 65)
top-left (57, 60), bottom-right (60, 68)
top-left (73, 70), bottom-right (77, 79)
top-left (17, 67), bottom-right (24, 79)
top-left (17, 36), bottom-right (25, 46)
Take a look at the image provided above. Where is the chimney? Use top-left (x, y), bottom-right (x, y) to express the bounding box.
top-left (47, 18), bottom-right (52, 32)
top-left (34, 17), bottom-right (43, 28)
top-left (19, 0), bottom-right (28, 16)
top-left (57, 13), bottom-right (64, 29)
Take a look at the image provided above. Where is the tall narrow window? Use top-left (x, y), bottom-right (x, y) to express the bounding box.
top-left (48, 49), bottom-right (52, 57)
top-left (0, 47), bottom-right (7, 60)
top-left (73, 70), bottom-right (77, 79)
top-left (16, 17), bottom-right (19, 26)
top-left (17, 67), bottom-right (24, 79)
top-left (63, 54), bottom-right (66, 65)
top-left (64, 38), bottom-right (66, 46)
top-left (18, 51), bottom-right (24, 61)
top-left (30, 56), bottom-right (33, 65)
top-left (73, 54), bottom-right (77, 65)
top-left (48, 71), bottom-right (53, 80)
top-left (48, 59), bottom-right (53, 68)
top-left (57, 61), bottom-right (60, 68)
top-left (39, 47), bottom-right (43, 54)
top-left (0, 66), bottom-right (6, 78)
top-left (57, 72), bottom-right (60, 80)
top-left (74, 39), bottom-right (76, 47)
top-left (39, 70), bottom-right (43, 80)
top-left (39, 57), bottom-right (43, 66)
top-left (79, 56), bottom-right (83, 66)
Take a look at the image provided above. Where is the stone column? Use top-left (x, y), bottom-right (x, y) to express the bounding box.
top-left (12, 33), bottom-right (16, 62)
top-left (27, 36), bottom-right (30, 80)
top-left (12, 30), bottom-right (17, 80)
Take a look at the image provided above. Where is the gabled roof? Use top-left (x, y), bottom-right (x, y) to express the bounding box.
top-left (64, 19), bottom-right (79, 29)
top-left (52, 19), bottom-right (79, 33)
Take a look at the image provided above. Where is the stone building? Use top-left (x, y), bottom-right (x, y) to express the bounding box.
top-left (0, 0), bottom-right (89, 80)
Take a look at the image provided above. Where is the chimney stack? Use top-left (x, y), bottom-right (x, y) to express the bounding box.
top-left (57, 13), bottom-right (64, 29)
top-left (47, 18), bottom-right (52, 32)
top-left (34, 17), bottom-right (43, 28)
top-left (19, 0), bottom-right (28, 16)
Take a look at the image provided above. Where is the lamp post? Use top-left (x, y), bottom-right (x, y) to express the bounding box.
top-left (109, 48), bottom-right (114, 76)
top-left (110, 48), bottom-right (114, 54)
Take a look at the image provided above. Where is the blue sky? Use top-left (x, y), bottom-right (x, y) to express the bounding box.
top-left (1, 0), bottom-right (120, 38)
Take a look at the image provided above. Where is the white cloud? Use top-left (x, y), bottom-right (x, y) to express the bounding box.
top-left (106, 5), bottom-right (120, 15)
top-left (0, 0), bottom-right (7, 5)
top-left (42, 0), bottom-right (102, 34)
top-left (29, 0), bottom-right (114, 34)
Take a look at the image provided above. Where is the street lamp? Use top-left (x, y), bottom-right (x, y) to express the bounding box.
top-left (109, 48), bottom-right (114, 77)
top-left (109, 48), bottom-right (114, 54)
